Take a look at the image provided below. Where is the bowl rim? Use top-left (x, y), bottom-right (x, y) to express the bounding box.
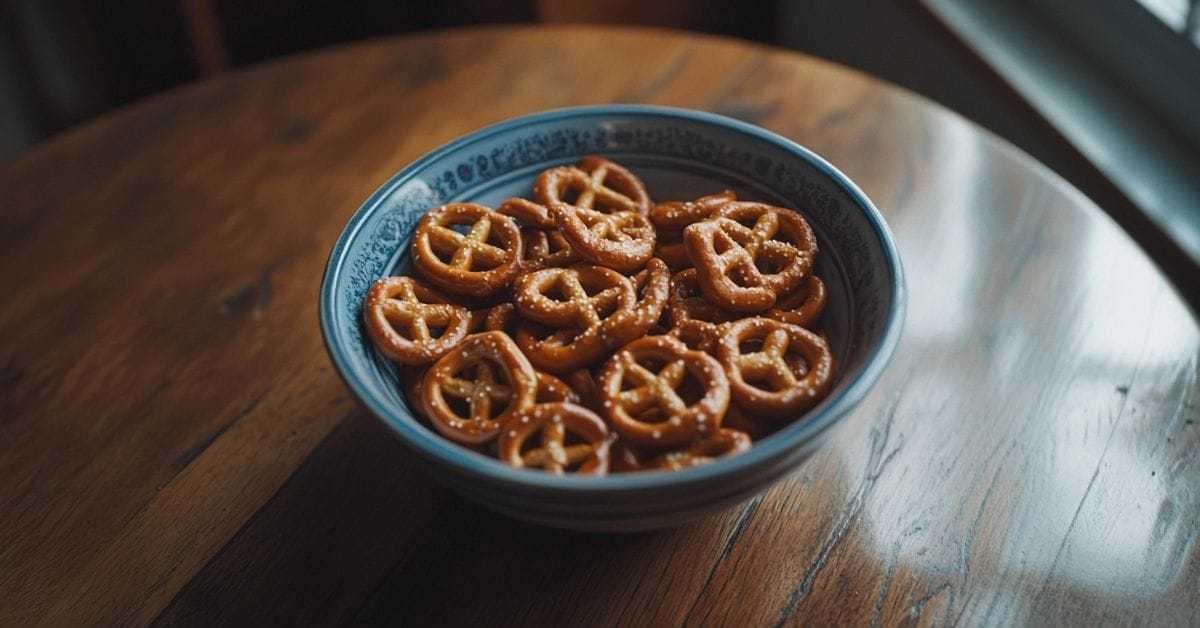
top-left (319, 104), bottom-right (906, 494)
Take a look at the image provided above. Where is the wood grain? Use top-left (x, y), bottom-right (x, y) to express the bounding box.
top-left (1, 25), bottom-right (1196, 626)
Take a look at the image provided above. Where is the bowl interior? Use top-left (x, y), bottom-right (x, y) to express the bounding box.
top-left (320, 105), bottom-right (903, 494)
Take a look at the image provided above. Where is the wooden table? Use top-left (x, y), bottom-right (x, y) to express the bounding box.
top-left (2, 25), bottom-right (1197, 626)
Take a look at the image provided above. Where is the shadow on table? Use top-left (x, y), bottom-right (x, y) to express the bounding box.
top-left (152, 406), bottom-right (1187, 625)
top-left (152, 410), bottom-right (724, 625)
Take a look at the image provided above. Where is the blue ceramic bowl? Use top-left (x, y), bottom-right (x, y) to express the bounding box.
top-left (320, 105), bottom-right (904, 532)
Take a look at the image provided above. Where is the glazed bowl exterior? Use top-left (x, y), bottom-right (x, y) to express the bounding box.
top-left (319, 105), bottom-right (905, 531)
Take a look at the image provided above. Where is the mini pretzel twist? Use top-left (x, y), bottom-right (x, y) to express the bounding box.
top-left (498, 197), bottom-right (556, 229)
top-left (624, 257), bottom-right (671, 331)
top-left (649, 190), bottom-right (736, 231)
top-left (514, 264), bottom-right (635, 328)
top-left (654, 235), bottom-right (693, 271)
top-left (411, 203), bottom-right (523, 298)
top-left (481, 302), bottom-right (519, 336)
top-left (514, 264), bottom-right (653, 373)
top-left (562, 369), bottom-right (601, 413)
top-left (535, 371), bottom-right (581, 404)
top-left (683, 202), bottom-right (817, 312)
top-left (666, 268), bottom-right (739, 351)
top-left (517, 226), bottom-right (579, 273)
top-left (535, 156), bottom-right (651, 215)
top-left (650, 428), bottom-right (752, 470)
top-left (598, 335), bottom-right (730, 448)
top-left (551, 205), bottom-right (656, 272)
top-left (421, 331), bottom-right (538, 444)
top-left (362, 276), bottom-right (472, 365)
top-left (717, 317), bottom-right (834, 419)
top-left (765, 275), bottom-right (827, 329)
top-left (721, 403), bottom-right (777, 441)
top-left (651, 191), bottom-right (737, 271)
top-left (498, 402), bottom-right (611, 474)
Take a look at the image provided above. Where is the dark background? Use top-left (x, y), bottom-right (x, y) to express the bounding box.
top-left (4, 0), bottom-right (1197, 301)
top-left (0, 0), bottom-right (1037, 163)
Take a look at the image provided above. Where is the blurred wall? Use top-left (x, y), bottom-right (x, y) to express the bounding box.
top-left (0, 0), bottom-right (1065, 176)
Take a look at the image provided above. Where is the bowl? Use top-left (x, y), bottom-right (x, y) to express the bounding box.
top-left (319, 105), bottom-right (905, 532)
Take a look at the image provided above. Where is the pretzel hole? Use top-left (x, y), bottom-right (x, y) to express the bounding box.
top-left (745, 372), bottom-right (782, 392)
top-left (784, 353), bottom-right (810, 378)
top-left (712, 237), bottom-right (736, 256)
top-left (547, 235), bottom-right (571, 254)
top-left (640, 356), bottom-right (669, 373)
top-left (484, 229), bottom-right (507, 248)
top-left (675, 370), bottom-right (706, 405)
top-left (729, 265), bottom-right (760, 289)
top-left (542, 282), bottom-right (570, 303)
top-left (563, 430), bottom-right (589, 448)
top-left (560, 185), bottom-right (584, 206)
top-left (518, 432), bottom-right (542, 456)
top-left (754, 256), bottom-right (785, 275)
top-left (736, 338), bottom-right (781, 390)
top-left (634, 407), bottom-right (668, 424)
top-left (444, 392), bottom-right (472, 418)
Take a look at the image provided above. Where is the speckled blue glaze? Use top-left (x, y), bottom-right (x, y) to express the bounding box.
top-left (319, 105), bottom-right (905, 531)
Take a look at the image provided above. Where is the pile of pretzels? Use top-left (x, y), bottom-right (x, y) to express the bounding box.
top-left (363, 156), bottom-right (834, 475)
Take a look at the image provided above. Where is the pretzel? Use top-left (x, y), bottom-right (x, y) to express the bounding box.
top-left (467, 308), bottom-right (489, 333)
top-left (536, 371), bottom-right (580, 404)
top-left (515, 259), bottom-right (670, 372)
top-left (627, 257), bottom-right (671, 330)
top-left (765, 275), bottom-right (827, 329)
top-left (597, 335), bottom-right (730, 447)
top-left (362, 276), bottom-right (473, 365)
top-left (482, 302), bottom-right (519, 336)
top-left (498, 197), bottom-right (556, 229)
top-left (650, 192), bottom-right (737, 271)
top-left (518, 226), bottom-right (579, 272)
top-left (666, 269), bottom-right (739, 352)
top-left (721, 404), bottom-right (776, 441)
top-left (716, 317), bottom-right (834, 419)
top-left (497, 402), bottom-right (611, 474)
top-left (513, 265), bottom-right (649, 372)
top-left (514, 264), bottom-right (635, 328)
top-left (653, 236), bottom-right (693, 271)
top-left (563, 369), bottom-right (600, 412)
top-left (648, 190), bottom-right (736, 231)
top-left (411, 203), bottom-right (523, 298)
top-left (610, 437), bottom-right (651, 472)
top-left (650, 428), bottom-right (752, 470)
top-left (683, 202), bottom-right (817, 312)
top-left (535, 156), bottom-right (651, 215)
top-left (421, 331), bottom-right (538, 444)
top-left (551, 205), bottom-right (656, 272)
